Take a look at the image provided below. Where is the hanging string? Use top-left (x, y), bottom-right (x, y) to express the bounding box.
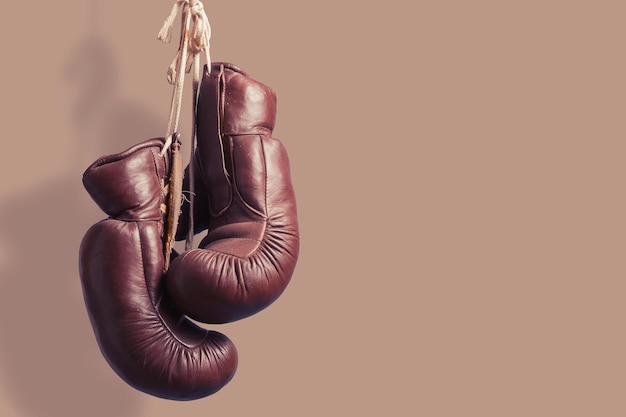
top-left (158, 0), bottom-right (211, 156)
top-left (157, 1), bottom-right (184, 44)
top-left (157, 0), bottom-right (213, 268)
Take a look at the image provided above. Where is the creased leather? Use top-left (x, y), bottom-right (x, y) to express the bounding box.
top-left (79, 138), bottom-right (238, 400)
top-left (169, 62), bottom-right (299, 324)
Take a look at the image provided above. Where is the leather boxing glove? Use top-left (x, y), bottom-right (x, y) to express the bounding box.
top-left (79, 138), bottom-right (237, 400)
top-left (168, 63), bottom-right (299, 324)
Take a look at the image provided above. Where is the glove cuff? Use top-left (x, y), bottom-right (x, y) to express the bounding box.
top-left (82, 138), bottom-right (169, 221)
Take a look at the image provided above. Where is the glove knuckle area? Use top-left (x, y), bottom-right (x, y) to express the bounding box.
top-left (80, 219), bottom-right (238, 400)
top-left (166, 228), bottom-right (297, 324)
top-left (112, 320), bottom-right (238, 400)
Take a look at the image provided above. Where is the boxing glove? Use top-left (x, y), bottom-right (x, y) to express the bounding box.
top-left (79, 138), bottom-right (237, 400)
top-left (168, 63), bottom-right (299, 324)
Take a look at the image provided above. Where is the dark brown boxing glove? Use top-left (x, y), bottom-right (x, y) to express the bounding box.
top-left (168, 63), bottom-right (299, 324)
top-left (79, 138), bottom-right (237, 400)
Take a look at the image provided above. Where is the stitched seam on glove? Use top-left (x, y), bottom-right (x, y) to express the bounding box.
top-left (229, 134), bottom-right (267, 218)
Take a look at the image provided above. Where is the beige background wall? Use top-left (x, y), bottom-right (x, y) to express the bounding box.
top-left (1, 1), bottom-right (625, 416)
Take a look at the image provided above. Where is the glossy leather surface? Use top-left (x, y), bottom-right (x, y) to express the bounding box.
top-left (79, 62), bottom-right (298, 399)
top-left (79, 139), bottom-right (238, 400)
top-left (168, 63), bottom-right (300, 324)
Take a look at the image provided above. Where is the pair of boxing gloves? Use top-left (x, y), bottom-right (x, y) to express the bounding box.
top-left (79, 63), bottom-right (299, 400)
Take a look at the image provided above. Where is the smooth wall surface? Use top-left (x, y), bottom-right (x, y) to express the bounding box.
top-left (1, 1), bottom-right (625, 416)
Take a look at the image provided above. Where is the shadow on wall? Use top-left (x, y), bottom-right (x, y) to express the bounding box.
top-left (0, 33), bottom-right (165, 417)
